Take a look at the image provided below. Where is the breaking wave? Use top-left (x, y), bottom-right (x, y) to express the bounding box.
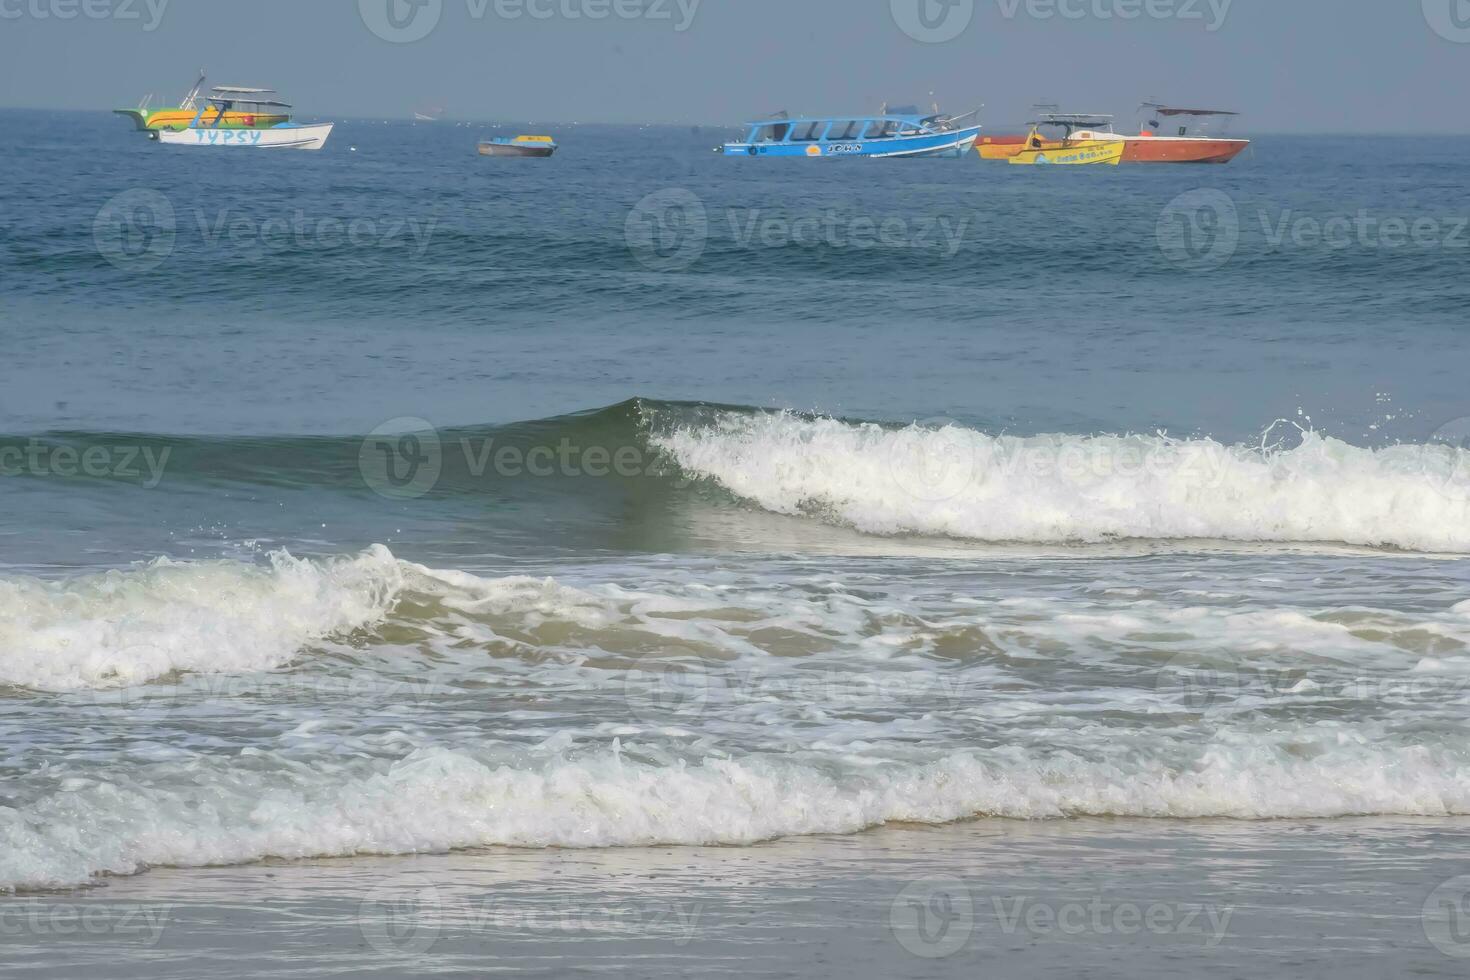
top-left (652, 410), bottom-right (1470, 552)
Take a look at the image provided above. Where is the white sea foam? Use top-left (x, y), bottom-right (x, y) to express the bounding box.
top-left (0, 546), bottom-right (405, 690)
top-left (3, 545), bottom-right (1467, 891)
top-left (653, 413), bottom-right (1470, 552)
top-left (4, 737), bottom-right (1469, 891)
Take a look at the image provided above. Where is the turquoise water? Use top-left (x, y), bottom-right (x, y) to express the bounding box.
top-left (1, 111), bottom-right (1469, 975)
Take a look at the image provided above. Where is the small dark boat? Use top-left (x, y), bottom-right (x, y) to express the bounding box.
top-left (477, 135), bottom-right (557, 158)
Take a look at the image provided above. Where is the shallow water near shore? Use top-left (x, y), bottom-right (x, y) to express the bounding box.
top-left (5, 819), bottom-right (1470, 978)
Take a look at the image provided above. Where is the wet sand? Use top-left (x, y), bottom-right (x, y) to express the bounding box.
top-left (5, 817), bottom-right (1469, 978)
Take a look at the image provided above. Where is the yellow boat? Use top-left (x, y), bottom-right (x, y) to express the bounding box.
top-left (115, 72), bottom-right (289, 132)
top-left (1007, 127), bottom-right (1124, 165)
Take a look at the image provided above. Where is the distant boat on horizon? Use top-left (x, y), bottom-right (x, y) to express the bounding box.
top-left (413, 105), bottom-right (446, 122)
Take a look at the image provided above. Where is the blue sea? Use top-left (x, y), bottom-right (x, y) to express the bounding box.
top-left (1, 111), bottom-right (1468, 978)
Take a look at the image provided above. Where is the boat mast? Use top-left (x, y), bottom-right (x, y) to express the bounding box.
top-left (180, 69), bottom-right (206, 112)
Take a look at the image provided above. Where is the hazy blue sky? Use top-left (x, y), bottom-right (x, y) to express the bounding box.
top-left (1, 0), bottom-right (1467, 130)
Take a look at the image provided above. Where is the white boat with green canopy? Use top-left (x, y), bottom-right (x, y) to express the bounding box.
top-left (155, 88), bottom-right (335, 150)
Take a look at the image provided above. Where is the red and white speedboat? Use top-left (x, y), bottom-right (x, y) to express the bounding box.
top-left (1120, 104), bottom-right (1249, 163)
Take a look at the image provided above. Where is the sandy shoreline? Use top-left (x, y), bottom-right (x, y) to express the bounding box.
top-left (5, 817), bottom-right (1469, 978)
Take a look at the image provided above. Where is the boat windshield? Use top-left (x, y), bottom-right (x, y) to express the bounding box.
top-left (750, 121), bottom-right (791, 142)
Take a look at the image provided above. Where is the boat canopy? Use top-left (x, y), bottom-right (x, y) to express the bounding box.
top-left (1031, 113), bottom-right (1113, 126)
top-left (1138, 103), bottom-right (1241, 137)
top-left (206, 95), bottom-right (293, 109)
top-left (1140, 103), bottom-right (1239, 117)
top-left (738, 109), bottom-right (977, 143)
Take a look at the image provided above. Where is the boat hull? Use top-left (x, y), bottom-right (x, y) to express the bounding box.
top-left (155, 123), bottom-right (334, 150)
top-left (1120, 137), bottom-right (1249, 163)
top-left (478, 142), bottom-right (556, 158)
top-left (115, 108), bottom-right (289, 131)
top-left (983, 133), bottom-right (1248, 164)
top-left (721, 126), bottom-right (981, 159)
top-left (976, 135), bottom-right (1029, 160)
top-left (1007, 141), bottom-right (1125, 166)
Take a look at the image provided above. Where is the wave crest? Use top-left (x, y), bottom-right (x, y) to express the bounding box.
top-left (653, 413), bottom-right (1470, 552)
top-left (0, 546), bottom-right (405, 691)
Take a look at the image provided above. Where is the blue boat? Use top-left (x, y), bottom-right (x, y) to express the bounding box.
top-left (717, 107), bottom-right (981, 159)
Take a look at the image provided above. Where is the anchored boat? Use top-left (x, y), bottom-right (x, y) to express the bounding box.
top-left (717, 106), bottom-right (981, 159)
top-left (115, 70), bottom-right (290, 133)
top-left (477, 135), bottom-right (558, 157)
top-left (1125, 104), bottom-right (1249, 163)
top-left (1007, 123), bottom-right (1125, 166)
top-left (154, 88), bottom-right (334, 150)
top-left (981, 105), bottom-right (1248, 164)
top-left (979, 112), bottom-right (1117, 160)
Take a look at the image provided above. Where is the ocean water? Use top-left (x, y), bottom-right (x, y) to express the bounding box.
top-left (1, 112), bottom-right (1469, 976)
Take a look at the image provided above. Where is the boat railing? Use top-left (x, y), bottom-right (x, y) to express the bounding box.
top-left (740, 115), bottom-right (965, 144)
